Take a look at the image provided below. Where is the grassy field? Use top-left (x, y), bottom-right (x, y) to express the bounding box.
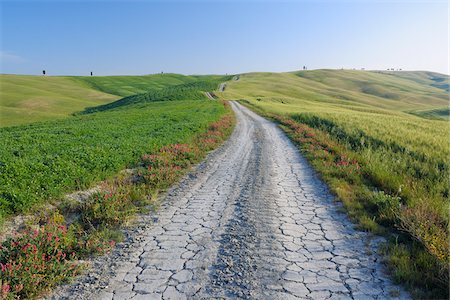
top-left (0, 75), bottom-right (118, 127)
top-left (0, 73), bottom-right (226, 127)
top-left (0, 100), bottom-right (226, 222)
top-left (80, 76), bottom-right (231, 114)
top-left (221, 70), bottom-right (449, 298)
top-left (0, 71), bottom-right (235, 298)
top-left (0, 100), bottom-right (234, 299)
top-left (74, 73), bottom-right (227, 97)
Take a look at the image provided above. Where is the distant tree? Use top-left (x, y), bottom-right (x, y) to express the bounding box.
top-left (303, 66), bottom-right (306, 70)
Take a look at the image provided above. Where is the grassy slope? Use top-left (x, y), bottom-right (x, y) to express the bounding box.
top-left (0, 75), bottom-right (119, 127)
top-left (0, 73), bottom-right (232, 298)
top-left (80, 78), bottom-right (229, 114)
top-left (0, 72), bottom-right (230, 220)
top-left (221, 71), bottom-right (449, 160)
top-left (73, 73), bottom-right (226, 97)
top-left (0, 73), bottom-right (226, 127)
top-left (0, 100), bottom-right (225, 220)
top-left (377, 71), bottom-right (450, 92)
top-left (221, 70), bottom-right (449, 297)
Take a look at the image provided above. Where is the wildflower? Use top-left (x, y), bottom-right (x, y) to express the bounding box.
top-left (14, 284), bottom-right (24, 293)
top-left (1, 284), bottom-right (10, 297)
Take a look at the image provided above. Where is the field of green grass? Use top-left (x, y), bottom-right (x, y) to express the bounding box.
top-left (0, 72), bottom-right (229, 221)
top-left (221, 70), bottom-right (449, 298)
top-left (0, 71), bottom-right (235, 299)
top-left (74, 73), bottom-right (227, 97)
top-left (0, 75), bottom-right (118, 127)
top-left (0, 73), bottom-right (226, 127)
top-left (0, 99), bottom-right (225, 222)
top-left (80, 76), bottom-right (231, 114)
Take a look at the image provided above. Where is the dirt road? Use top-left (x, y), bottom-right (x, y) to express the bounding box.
top-left (50, 102), bottom-right (409, 299)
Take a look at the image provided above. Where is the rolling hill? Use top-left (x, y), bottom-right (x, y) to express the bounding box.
top-left (220, 69), bottom-right (449, 297)
top-left (0, 75), bottom-right (118, 127)
top-left (0, 73), bottom-right (227, 127)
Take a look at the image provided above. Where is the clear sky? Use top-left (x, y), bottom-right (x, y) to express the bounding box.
top-left (0, 0), bottom-right (448, 76)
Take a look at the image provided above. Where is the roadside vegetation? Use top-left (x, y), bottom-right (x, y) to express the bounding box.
top-left (223, 70), bottom-right (449, 299)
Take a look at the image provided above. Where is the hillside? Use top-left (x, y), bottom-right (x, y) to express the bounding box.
top-left (0, 75), bottom-right (118, 127)
top-left (223, 70), bottom-right (448, 114)
top-left (73, 73), bottom-right (227, 97)
top-left (221, 69), bottom-right (449, 297)
top-left (80, 77), bottom-right (231, 114)
top-left (377, 70), bottom-right (450, 92)
top-left (0, 73), bottom-right (228, 127)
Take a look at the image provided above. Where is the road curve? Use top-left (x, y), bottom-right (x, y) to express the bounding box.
top-left (50, 101), bottom-right (409, 300)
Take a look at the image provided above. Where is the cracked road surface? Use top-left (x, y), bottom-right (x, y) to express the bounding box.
top-left (51, 101), bottom-right (409, 299)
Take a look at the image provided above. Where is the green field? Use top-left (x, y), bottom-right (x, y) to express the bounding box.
top-left (74, 73), bottom-right (227, 97)
top-left (0, 71), bottom-right (229, 223)
top-left (0, 73), bottom-right (226, 127)
top-left (0, 71), bottom-right (235, 299)
top-left (221, 69), bottom-right (449, 297)
top-left (0, 100), bottom-right (225, 220)
top-left (79, 77), bottom-right (231, 114)
top-left (0, 75), bottom-right (118, 127)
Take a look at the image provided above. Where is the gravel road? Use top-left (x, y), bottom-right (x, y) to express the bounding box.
top-left (49, 101), bottom-right (409, 300)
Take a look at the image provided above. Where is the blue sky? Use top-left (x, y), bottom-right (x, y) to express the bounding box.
top-left (0, 0), bottom-right (448, 75)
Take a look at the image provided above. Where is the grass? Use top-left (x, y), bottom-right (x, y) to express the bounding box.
top-left (0, 70), bottom-right (235, 299)
top-left (221, 70), bottom-right (449, 298)
top-left (74, 73), bottom-right (227, 97)
top-left (0, 103), bottom-right (235, 299)
top-left (0, 100), bottom-right (227, 224)
top-left (409, 107), bottom-right (450, 120)
top-left (0, 75), bottom-right (118, 127)
top-left (377, 70), bottom-right (450, 92)
top-left (0, 73), bottom-right (228, 127)
top-left (79, 77), bottom-right (231, 114)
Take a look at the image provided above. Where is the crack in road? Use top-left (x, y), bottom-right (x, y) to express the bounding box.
top-left (49, 101), bottom-right (410, 300)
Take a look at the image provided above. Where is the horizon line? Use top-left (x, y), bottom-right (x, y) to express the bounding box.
top-left (1, 68), bottom-right (449, 77)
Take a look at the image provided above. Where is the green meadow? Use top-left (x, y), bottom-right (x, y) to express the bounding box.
top-left (0, 74), bottom-right (229, 222)
top-left (0, 73), bottom-right (226, 127)
top-left (0, 73), bottom-right (234, 299)
top-left (0, 75), bottom-right (118, 127)
top-left (221, 69), bottom-right (449, 298)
